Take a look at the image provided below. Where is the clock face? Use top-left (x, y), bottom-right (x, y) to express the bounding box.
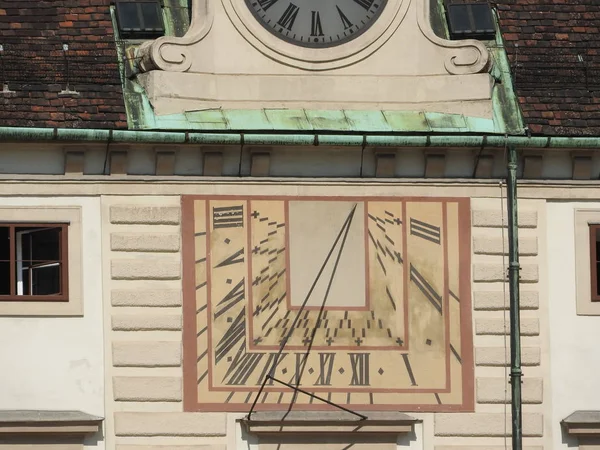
top-left (182, 195), bottom-right (474, 412)
top-left (244, 0), bottom-right (388, 47)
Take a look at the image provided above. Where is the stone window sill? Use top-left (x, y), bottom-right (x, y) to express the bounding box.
top-left (239, 411), bottom-right (419, 435)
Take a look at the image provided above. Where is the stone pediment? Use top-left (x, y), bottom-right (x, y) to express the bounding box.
top-left (135, 0), bottom-right (493, 119)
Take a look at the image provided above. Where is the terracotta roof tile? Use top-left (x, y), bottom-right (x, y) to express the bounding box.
top-left (0, 0), bottom-right (126, 129)
top-left (497, 0), bottom-right (600, 136)
top-left (2, 0), bottom-right (599, 136)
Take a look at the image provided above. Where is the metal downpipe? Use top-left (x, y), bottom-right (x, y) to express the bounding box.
top-left (506, 144), bottom-right (523, 450)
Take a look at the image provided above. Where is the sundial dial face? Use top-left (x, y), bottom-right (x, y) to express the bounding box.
top-left (182, 195), bottom-right (474, 412)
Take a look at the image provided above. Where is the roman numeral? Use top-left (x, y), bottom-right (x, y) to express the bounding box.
top-left (336, 5), bottom-right (353, 30)
top-left (277, 3), bottom-right (299, 30)
top-left (292, 353), bottom-right (307, 385)
top-left (352, 0), bottom-right (374, 9)
top-left (310, 10), bottom-right (324, 36)
top-left (257, 0), bottom-right (279, 11)
top-left (315, 353), bottom-right (335, 386)
top-left (215, 248), bottom-right (244, 268)
top-left (256, 352), bottom-right (287, 385)
top-left (410, 218), bottom-right (441, 244)
top-left (213, 205), bottom-right (244, 229)
top-left (214, 308), bottom-right (246, 364)
top-left (349, 353), bottom-right (370, 386)
top-left (214, 278), bottom-right (245, 319)
top-left (410, 264), bottom-right (442, 314)
top-left (225, 352), bottom-right (265, 385)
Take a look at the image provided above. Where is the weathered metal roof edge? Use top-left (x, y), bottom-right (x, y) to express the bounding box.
top-left (1, 127), bottom-right (599, 149)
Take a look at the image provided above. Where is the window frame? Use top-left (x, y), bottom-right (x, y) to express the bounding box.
top-left (0, 223), bottom-right (69, 302)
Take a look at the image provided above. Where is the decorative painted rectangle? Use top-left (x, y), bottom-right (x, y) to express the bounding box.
top-left (182, 196), bottom-right (473, 412)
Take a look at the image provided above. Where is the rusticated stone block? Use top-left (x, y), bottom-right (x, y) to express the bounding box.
top-left (110, 206), bottom-right (180, 225)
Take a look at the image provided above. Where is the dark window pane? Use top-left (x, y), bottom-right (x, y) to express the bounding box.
top-left (0, 262), bottom-right (9, 295)
top-left (116, 2), bottom-right (141, 30)
top-left (447, 5), bottom-right (471, 35)
top-left (471, 4), bottom-right (495, 34)
top-left (31, 264), bottom-right (61, 296)
top-left (141, 2), bottom-right (163, 29)
top-left (447, 3), bottom-right (495, 39)
top-left (597, 262), bottom-right (600, 296)
top-left (16, 227), bottom-right (60, 262)
top-left (0, 227), bottom-right (9, 262)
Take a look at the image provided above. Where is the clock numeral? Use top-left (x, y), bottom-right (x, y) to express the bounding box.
top-left (352, 0), bottom-right (375, 9)
top-left (315, 353), bottom-right (335, 386)
top-left (292, 353), bottom-right (307, 385)
top-left (410, 264), bottom-right (442, 314)
top-left (277, 3), bottom-right (299, 31)
top-left (214, 308), bottom-right (246, 364)
top-left (336, 5), bottom-right (353, 30)
top-left (257, 0), bottom-right (279, 11)
top-left (256, 352), bottom-right (288, 385)
top-left (225, 352), bottom-right (265, 385)
top-left (214, 278), bottom-right (245, 319)
top-left (310, 10), bottom-right (324, 37)
top-left (410, 218), bottom-right (441, 244)
top-left (349, 353), bottom-right (370, 386)
top-left (213, 205), bottom-right (244, 229)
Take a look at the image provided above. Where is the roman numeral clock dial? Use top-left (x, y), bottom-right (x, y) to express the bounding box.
top-left (247, 0), bottom-right (386, 47)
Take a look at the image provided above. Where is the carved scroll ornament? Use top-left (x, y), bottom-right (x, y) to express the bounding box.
top-left (137, 0), bottom-right (490, 75)
top-left (417, 0), bottom-right (490, 75)
top-left (138, 0), bottom-right (214, 73)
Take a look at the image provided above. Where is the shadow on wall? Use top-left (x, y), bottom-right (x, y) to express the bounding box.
top-left (240, 428), bottom-right (418, 449)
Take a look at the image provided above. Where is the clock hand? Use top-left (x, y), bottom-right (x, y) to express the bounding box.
top-left (248, 203), bottom-right (358, 417)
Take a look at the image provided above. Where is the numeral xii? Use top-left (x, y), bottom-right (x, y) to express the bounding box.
top-left (349, 353), bottom-right (370, 386)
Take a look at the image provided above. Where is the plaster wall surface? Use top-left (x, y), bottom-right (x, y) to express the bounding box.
top-left (546, 201), bottom-right (600, 449)
top-left (137, 0), bottom-right (492, 114)
top-left (0, 196), bottom-right (105, 450)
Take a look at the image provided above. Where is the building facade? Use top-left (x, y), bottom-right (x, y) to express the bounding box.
top-left (0, 0), bottom-right (599, 449)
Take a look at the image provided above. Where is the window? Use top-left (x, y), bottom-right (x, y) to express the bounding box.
top-left (575, 210), bottom-right (600, 315)
top-left (0, 224), bottom-right (68, 301)
top-left (591, 225), bottom-right (600, 302)
top-left (115, 1), bottom-right (165, 39)
top-left (446, 3), bottom-right (496, 40)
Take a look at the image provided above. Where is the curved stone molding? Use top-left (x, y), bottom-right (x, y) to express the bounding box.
top-left (416, 0), bottom-right (490, 74)
top-left (138, 0), bottom-right (214, 73)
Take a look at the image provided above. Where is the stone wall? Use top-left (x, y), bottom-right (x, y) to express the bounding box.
top-left (101, 192), bottom-right (550, 449)
top-left (432, 199), bottom-right (547, 449)
top-left (102, 196), bottom-right (228, 450)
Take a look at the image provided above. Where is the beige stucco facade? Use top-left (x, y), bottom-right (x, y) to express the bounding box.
top-left (3, 165), bottom-right (590, 449)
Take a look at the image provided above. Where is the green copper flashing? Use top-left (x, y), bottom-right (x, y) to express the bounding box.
top-left (1, 127), bottom-right (600, 150)
top-left (122, 107), bottom-right (499, 135)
